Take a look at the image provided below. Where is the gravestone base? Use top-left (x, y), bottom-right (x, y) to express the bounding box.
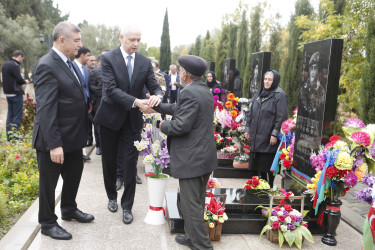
top-left (165, 188), bottom-right (325, 235)
top-left (213, 158), bottom-right (257, 179)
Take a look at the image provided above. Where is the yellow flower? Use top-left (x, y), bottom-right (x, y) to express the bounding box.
top-left (212, 214), bottom-right (218, 221)
top-left (287, 146), bottom-right (291, 151)
top-left (204, 214), bottom-right (208, 221)
top-left (285, 156), bottom-right (290, 160)
top-left (218, 217), bottom-right (224, 223)
top-left (27, 184), bottom-right (31, 188)
top-left (307, 183), bottom-right (317, 189)
top-left (335, 151), bottom-right (353, 170)
top-left (359, 163), bottom-right (369, 173)
top-left (311, 178), bottom-right (319, 184)
top-left (25, 176), bottom-right (28, 180)
top-left (334, 140), bottom-right (349, 151)
top-left (209, 222), bottom-right (215, 228)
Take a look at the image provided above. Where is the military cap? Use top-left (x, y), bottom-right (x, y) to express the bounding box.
top-left (309, 52), bottom-right (320, 66)
top-left (178, 55), bottom-right (207, 77)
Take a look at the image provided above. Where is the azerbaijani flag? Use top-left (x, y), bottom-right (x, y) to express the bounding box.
top-left (363, 201), bottom-right (375, 250)
top-left (270, 135), bottom-right (285, 176)
top-left (313, 152), bottom-right (332, 215)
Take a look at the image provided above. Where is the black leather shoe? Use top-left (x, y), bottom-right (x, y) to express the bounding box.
top-left (116, 179), bottom-right (123, 191)
top-left (108, 199), bottom-right (118, 213)
top-left (175, 235), bottom-right (195, 249)
top-left (41, 225), bottom-right (72, 240)
top-left (136, 174), bottom-right (142, 184)
top-left (95, 147), bottom-right (102, 155)
top-left (123, 210), bottom-right (133, 224)
top-left (83, 155), bottom-right (91, 162)
top-left (62, 209), bottom-right (94, 223)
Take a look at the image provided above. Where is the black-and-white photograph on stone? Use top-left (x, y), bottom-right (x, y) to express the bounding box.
top-left (249, 52), bottom-right (271, 99)
top-left (294, 39), bottom-right (343, 178)
top-left (222, 58), bottom-right (235, 92)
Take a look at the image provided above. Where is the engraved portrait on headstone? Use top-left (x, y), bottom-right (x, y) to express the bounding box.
top-left (222, 58), bottom-right (235, 92)
top-left (248, 52), bottom-right (271, 100)
top-left (293, 39), bottom-right (343, 178)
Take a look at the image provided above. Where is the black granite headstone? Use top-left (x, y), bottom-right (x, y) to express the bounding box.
top-left (293, 39), bottom-right (343, 178)
top-left (208, 61), bottom-right (215, 72)
top-left (248, 52), bottom-right (271, 99)
top-left (222, 58), bottom-right (236, 92)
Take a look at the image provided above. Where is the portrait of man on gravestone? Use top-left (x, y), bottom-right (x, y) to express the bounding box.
top-left (249, 59), bottom-right (259, 98)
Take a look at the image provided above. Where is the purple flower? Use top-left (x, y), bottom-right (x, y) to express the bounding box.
top-left (213, 95), bottom-right (219, 101)
top-left (355, 187), bottom-right (373, 204)
top-left (353, 157), bottom-right (364, 168)
top-left (221, 89), bottom-right (225, 94)
top-left (362, 175), bottom-right (375, 188)
top-left (296, 216), bottom-right (303, 223)
top-left (344, 118), bottom-right (365, 129)
top-left (283, 210), bottom-right (289, 216)
top-left (262, 209), bottom-right (268, 216)
top-left (272, 210), bottom-right (278, 216)
top-left (288, 223), bottom-right (296, 230)
top-left (370, 142), bottom-right (375, 159)
top-left (214, 88), bottom-right (221, 94)
top-left (344, 172), bottom-right (358, 186)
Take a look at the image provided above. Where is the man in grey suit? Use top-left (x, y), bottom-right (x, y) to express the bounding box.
top-left (154, 55), bottom-right (217, 250)
top-left (33, 21), bottom-right (94, 240)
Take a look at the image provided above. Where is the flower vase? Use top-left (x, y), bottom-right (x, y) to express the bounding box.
top-left (144, 174), bottom-right (169, 225)
top-left (233, 160), bottom-right (249, 169)
top-left (321, 200), bottom-right (342, 246)
top-left (145, 163), bottom-right (153, 173)
top-left (205, 221), bottom-right (223, 241)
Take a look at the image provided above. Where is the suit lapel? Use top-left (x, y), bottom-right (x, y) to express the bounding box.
top-left (51, 51), bottom-right (85, 100)
top-left (130, 52), bottom-right (141, 88)
top-left (114, 47), bottom-right (131, 90)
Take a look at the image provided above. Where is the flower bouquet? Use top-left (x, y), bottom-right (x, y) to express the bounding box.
top-left (233, 145), bottom-right (250, 168)
top-left (206, 178), bottom-right (222, 189)
top-left (204, 192), bottom-right (228, 241)
top-left (259, 196), bottom-right (314, 249)
top-left (134, 113), bottom-right (170, 178)
top-left (244, 176), bottom-right (270, 189)
top-left (218, 145), bottom-right (239, 159)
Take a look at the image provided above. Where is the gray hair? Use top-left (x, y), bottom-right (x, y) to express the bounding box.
top-left (169, 64), bottom-right (177, 70)
top-left (264, 71), bottom-right (274, 78)
top-left (180, 67), bottom-right (201, 80)
top-left (120, 25), bottom-right (141, 37)
top-left (53, 22), bottom-right (81, 41)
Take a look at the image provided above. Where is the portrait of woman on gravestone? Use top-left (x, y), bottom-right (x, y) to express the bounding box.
top-left (249, 59), bottom-right (259, 99)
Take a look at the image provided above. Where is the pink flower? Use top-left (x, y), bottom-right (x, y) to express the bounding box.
top-left (302, 224), bottom-right (308, 228)
top-left (214, 88), bottom-right (221, 94)
top-left (281, 119), bottom-right (296, 134)
top-left (293, 107), bottom-right (298, 114)
top-left (351, 131), bottom-right (371, 147)
top-left (272, 221), bottom-right (280, 229)
top-left (290, 215), bottom-right (296, 222)
top-left (278, 215), bottom-right (286, 222)
top-left (213, 95), bottom-right (219, 101)
top-left (344, 119), bottom-right (365, 129)
top-left (15, 154), bottom-right (20, 159)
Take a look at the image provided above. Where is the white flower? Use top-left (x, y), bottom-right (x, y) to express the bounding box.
top-left (285, 217), bottom-right (292, 223)
top-left (143, 155), bottom-right (155, 164)
top-left (280, 207), bottom-right (285, 211)
top-left (277, 211), bottom-right (284, 216)
top-left (223, 213), bottom-right (228, 221)
top-left (151, 141), bottom-right (160, 156)
top-left (280, 225), bottom-right (288, 232)
top-left (270, 216), bottom-right (278, 222)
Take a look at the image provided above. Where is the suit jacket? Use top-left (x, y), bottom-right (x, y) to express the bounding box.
top-left (32, 50), bottom-right (88, 152)
top-left (72, 61), bottom-right (90, 103)
top-left (94, 47), bottom-right (163, 131)
top-left (166, 73), bottom-right (180, 97)
top-left (89, 66), bottom-right (103, 112)
top-left (155, 80), bottom-right (218, 179)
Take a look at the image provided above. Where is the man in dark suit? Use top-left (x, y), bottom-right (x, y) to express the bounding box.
top-left (89, 54), bottom-right (103, 155)
top-left (33, 21), bottom-right (94, 240)
top-left (94, 26), bottom-right (163, 224)
top-left (1, 50), bottom-right (29, 141)
top-left (73, 47), bottom-right (92, 162)
top-left (154, 55), bottom-right (218, 250)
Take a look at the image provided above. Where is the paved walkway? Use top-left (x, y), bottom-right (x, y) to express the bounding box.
top-left (23, 152), bottom-right (362, 250)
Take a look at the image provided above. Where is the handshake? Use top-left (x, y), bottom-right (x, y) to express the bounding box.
top-left (134, 94), bottom-right (161, 114)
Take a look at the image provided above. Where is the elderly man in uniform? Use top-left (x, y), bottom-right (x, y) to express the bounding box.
top-left (153, 55), bottom-right (217, 250)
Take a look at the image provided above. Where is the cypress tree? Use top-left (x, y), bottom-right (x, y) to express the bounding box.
top-left (160, 9), bottom-right (171, 71)
top-left (360, 15), bottom-right (375, 123)
top-left (243, 4), bottom-right (262, 97)
top-left (237, 10), bottom-right (248, 80)
top-left (228, 23), bottom-right (238, 58)
top-left (201, 31), bottom-right (214, 62)
top-left (192, 35), bottom-right (202, 56)
top-left (269, 14), bottom-right (282, 71)
top-left (215, 25), bottom-right (230, 82)
top-left (280, 0), bottom-right (313, 114)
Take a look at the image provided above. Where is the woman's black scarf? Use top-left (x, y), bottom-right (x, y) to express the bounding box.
top-left (206, 71), bottom-right (217, 89)
top-left (259, 70), bottom-right (281, 98)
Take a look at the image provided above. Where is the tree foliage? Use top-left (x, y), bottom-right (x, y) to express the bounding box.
top-left (201, 31), bottom-right (215, 62)
top-left (215, 25), bottom-right (229, 82)
top-left (160, 9), bottom-right (171, 71)
top-left (228, 23), bottom-right (238, 58)
top-left (237, 11), bottom-right (248, 80)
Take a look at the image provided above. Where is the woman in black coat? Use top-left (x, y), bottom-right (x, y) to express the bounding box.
top-left (244, 70), bottom-right (288, 187)
top-left (205, 71), bottom-right (222, 96)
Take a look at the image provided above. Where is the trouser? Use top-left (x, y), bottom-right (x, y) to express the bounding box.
top-left (179, 173), bottom-right (213, 250)
top-left (260, 170), bottom-right (276, 188)
top-left (37, 149), bottom-right (83, 228)
top-left (6, 95), bottom-right (23, 141)
top-left (169, 90), bottom-right (178, 104)
top-left (100, 122), bottom-right (140, 210)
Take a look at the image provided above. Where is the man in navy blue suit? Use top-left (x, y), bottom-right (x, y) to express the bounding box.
top-left (73, 47), bottom-right (92, 162)
top-left (166, 64), bottom-right (180, 104)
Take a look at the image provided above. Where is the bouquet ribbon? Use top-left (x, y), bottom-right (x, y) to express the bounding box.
top-left (317, 205), bottom-right (341, 225)
top-left (149, 206), bottom-right (166, 216)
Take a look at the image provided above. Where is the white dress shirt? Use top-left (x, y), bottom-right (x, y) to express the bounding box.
top-left (170, 73), bottom-right (177, 90)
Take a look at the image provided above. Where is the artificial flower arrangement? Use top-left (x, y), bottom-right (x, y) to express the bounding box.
top-left (214, 93), bottom-right (241, 133)
top-left (218, 145), bottom-right (239, 159)
top-left (244, 176), bottom-right (270, 189)
top-left (134, 113), bottom-right (170, 178)
top-left (271, 108), bottom-right (298, 174)
top-left (214, 132), bottom-right (224, 149)
top-left (234, 145), bottom-right (250, 163)
top-left (204, 192), bottom-right (228, 229)
top-left (207, 178), bottom-right (222, 189)
top-left (259, 203), bottom-right (314, 249)
top-left (355, 175), bottom-right (375, 204)
top-left (306, 118), bottom-right (375, 214)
